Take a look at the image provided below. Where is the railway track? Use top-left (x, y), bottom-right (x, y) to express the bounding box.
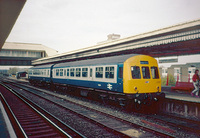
top-left (2, 79), bottom-right (176, 137)
top-left (2, 78), bottom-right (200, 137)
top-left (143, 113), bottom-right (200, 136)
top-left (0, 82), bottom-right (85, 138)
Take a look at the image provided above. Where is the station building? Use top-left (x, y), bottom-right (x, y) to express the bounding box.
top-left (0, 42), bottom-right (58, 66)
top-left (160, 62), bottom-right (200, 82)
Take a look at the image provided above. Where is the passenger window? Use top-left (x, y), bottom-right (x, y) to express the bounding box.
top-left (76, 68), bottom-right (81, 77)
top-left (142, 67), bottom-right (150, 79)
top-left (70, 68), bottom-right (75, 77)
top-left (64, 69), bottom-right (66, 76)
top-left (151, 67), bottom-right (159, 79)
top-left (44, 70), bottom-right (46, 76)
top-left (56, 69), bottom-right (59, 76)
top-left (33, 70), bottom-right (36, 75)
top-left (119, 67), bottom-right (123, 78)
top-left (90, 68), bottom-right (93, 77)
top-left (28, 70), bottom-right (32, 75)
top-left (60, 69), bottom-right (63, 76)
top-left (96, 67), bottom-right (103, 78)
top-left (105, 67), bottom-right (114, 79)
top-left (131, 66), bottom-right (141, 79)
top-left (82, 68), bottom-right (88, 77)
top-left (67, 69), bottom-right (69, 77)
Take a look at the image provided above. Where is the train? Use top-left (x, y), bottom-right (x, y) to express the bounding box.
top-left (28, 54), bottom-right (165, 110)
top-left (16, 71), bottom-right (28, 79)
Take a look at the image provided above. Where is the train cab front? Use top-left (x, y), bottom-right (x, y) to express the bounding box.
top-left (123, 55), bottom-right (165, 109)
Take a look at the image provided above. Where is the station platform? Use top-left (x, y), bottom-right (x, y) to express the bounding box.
top-left (161, 86), bottom-right (200, 119)
top-left (0, 100), bottom-right (16, 138)
top-left (162, 86), bottom-right (200, 103)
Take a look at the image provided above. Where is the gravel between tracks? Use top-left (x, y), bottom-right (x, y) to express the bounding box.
top-left (15, 85), bottom-right (199, 138)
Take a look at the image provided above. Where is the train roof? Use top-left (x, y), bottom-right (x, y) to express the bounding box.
top-left (30, 64), bottom-right (54, 69)
top-left (54, 54), bottom-right (140, 68)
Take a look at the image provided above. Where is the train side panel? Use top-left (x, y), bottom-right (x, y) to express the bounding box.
top-left (52, 64), bottom-right (124, 93)
top-left (28, 67), bottom-right (52, 84)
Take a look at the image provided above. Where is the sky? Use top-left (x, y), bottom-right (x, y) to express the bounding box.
top-left (6, 0), bottom-right (200, 54)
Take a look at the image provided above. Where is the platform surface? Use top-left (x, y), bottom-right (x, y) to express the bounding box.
top-left (162, 86), bottom-right (200, 103)
top-left (0, 108), bottom-right (9, 138)
top-left (0, 100), bottom-right (16, 138)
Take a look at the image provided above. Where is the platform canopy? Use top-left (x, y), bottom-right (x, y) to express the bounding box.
top-left (0, 0), bottom-right (26, 50)
top-left (33, 19), bottom-right (200, 66)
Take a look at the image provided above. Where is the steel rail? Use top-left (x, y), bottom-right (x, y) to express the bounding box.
top-left (0, 82), bottom-right (76, 138)
top-left (0, 85), bottom-right (27, 138)
top-left (7, 80), bottom-right (175, 138)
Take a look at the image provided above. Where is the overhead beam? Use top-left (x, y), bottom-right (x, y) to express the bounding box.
top-left (0, 0), bottom-right (26, 50)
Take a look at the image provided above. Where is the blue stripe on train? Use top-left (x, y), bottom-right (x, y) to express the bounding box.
top-left (29, 76), bottom-right (123, 93)
top-left (29, 76), bottom-right (51, 82)
top-left (52, 78), bottom-right (123, 93)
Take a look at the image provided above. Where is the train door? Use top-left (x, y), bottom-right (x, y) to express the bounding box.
top-left (50, 64), bottom-right (55, 83)
top-left (117, 64), bottom-right (123, 92)
top-left (89, 67), bottom-right (93, 81)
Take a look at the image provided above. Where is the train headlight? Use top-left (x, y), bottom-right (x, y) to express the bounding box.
top-left (134, 99), bottom-right (137, 102)
top-left (134, 99), bottom-right (141, 104)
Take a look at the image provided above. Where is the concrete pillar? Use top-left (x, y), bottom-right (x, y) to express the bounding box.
top-left (181, 67), bottom-right (188, 82)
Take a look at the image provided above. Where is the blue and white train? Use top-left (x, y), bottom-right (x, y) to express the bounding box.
top-left (28, 54), bottom-right (165, 109)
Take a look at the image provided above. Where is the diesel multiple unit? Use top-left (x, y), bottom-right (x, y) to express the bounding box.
top-left (28, 54), bottom-right (164, 110)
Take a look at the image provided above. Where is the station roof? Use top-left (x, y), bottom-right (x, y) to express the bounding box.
top-left (170, 62), bottom-right (200, 68)
top-left (2, 42), bottom-right (58, 57)
top-left (33, 19), bottom-right (200, 66)
top-left (0, 0), bottom-right (26, 50)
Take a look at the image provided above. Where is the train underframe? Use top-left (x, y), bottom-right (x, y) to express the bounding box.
top-left (29, 80), bottom-right (165, 112)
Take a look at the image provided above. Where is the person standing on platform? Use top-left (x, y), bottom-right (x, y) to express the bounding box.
top-left (191, 69), bottom-right (199, 98)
